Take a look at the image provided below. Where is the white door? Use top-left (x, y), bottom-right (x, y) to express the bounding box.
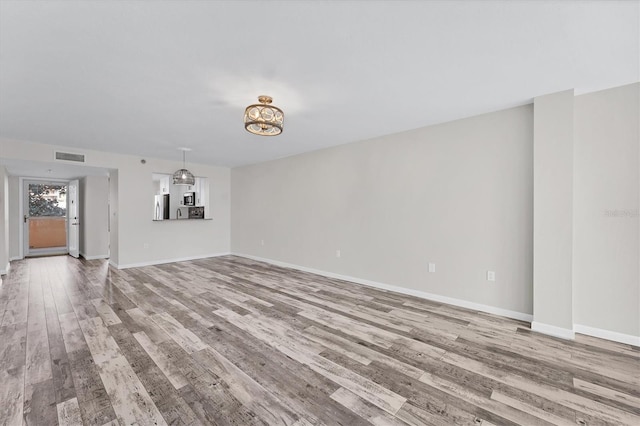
top-left (68, 179), bottom-right (80, 258)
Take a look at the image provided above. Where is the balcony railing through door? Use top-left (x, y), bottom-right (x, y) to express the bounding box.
top-left (28, 217), bottom-right (67, 249)
top-left (25, 182), bottom-right (68, 254)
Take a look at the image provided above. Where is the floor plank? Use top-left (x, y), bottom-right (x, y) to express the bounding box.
top-left (56, 397), bottom-right (83, 426)
top-left (0, 322), bottom-right (27, 426)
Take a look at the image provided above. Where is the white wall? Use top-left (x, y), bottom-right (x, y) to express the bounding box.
top-left (0, 166), bottom-right (8, 274)
top-left (79, 175), bottom-right (110, 259)
top-left (0, 139), bottom-right (231, 267)
top-left (232, 105), bottom-right (534, 317)
top-left (79, 177), bottom-right (86, 256)
top-left (8, 176), bottom-right (20, 260)
top-left (109, 170), bottom-right (119, 266)
top-left (532, 90), bottom-right (575, 338)
top-left (573, 83), bottom-right (639, 338)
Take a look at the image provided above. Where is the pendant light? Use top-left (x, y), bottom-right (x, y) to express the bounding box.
top-left (173, 148), bottom-right (195, 185)
top-left (244, 95), bottom-right (284, 136)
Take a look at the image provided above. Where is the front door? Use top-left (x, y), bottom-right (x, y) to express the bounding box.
top-left (24, 180), bottom-right (69, 257)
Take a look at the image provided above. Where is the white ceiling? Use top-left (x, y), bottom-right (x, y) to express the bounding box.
top-left (1, 1), bottom-right (638, 168)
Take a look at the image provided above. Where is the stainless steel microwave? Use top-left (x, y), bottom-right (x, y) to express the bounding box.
top-left (183, 192), bottom-right (195, 206)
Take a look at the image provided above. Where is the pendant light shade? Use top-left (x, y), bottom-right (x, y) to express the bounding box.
top-left (173, 149), bottom-right (195, 185)
top-left (172, 168), bottom-right (195, 186)
top-left (244, 95), bottom-right (284, 136)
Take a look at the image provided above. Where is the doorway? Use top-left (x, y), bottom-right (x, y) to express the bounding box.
top-left (23, 179), bottom-right (79, 257)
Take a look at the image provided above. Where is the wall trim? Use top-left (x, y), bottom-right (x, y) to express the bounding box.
top-left (531, 321), bottom-right (575, 340)
top-left (80, 253), bottom-right (110, 260)
top-left (0, 262), bottom-right (9, 275)
top-left (574, 324), bottom-right (640, 347)
top-left (233, 252), bottom-right (533, 323)
top-left (9, 256), bottom-right (22, 261)
top-left (112, 252), bottom-right (231, 269)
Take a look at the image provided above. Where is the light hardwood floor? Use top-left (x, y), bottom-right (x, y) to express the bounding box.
top-left (0, 255), bottom-right (638, 425)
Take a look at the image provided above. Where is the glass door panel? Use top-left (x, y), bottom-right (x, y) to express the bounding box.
top-left (26, 183), bottom-right (68, 253)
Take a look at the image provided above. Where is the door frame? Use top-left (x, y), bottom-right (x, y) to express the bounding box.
top-left (20, 177), bottom-right (71, 258)
top-left (67, 179), bottom-right (80, 258)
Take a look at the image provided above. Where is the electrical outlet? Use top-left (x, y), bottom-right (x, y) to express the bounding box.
top-left (487, 271), bottom-right (495, 281)
top-left (428, 263), bottom-right (436, 273)
top-left (143, 243), bottom-right (149, 249)
top-left (336, 249), bottom-right (341, 258)
top-left (261, 239), bottom-right (265, 246)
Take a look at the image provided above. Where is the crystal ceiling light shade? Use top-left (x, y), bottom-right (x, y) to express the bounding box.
top-left (244, 95), bottom-right (284, 136)
top-left (173, 149), bottom-right (195, 185)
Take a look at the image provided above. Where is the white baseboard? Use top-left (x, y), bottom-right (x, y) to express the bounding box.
top-left (113, 252), bottom-right (231, 269)
top-left (233, 253), bottom-right (533, 323)
top-left (0, 262), bottom-right (9, 275)
top-left (531, 321), bottom-right (575, 340)
top-left (9, 256), bottom-right (22, 261)
top-left (574, 324), bottom-right (640, 347)
top-left (80, 253), bottom-right (110, 260)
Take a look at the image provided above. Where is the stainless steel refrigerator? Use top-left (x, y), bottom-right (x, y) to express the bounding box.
top-left (154, 194), bottom-right (170, 220)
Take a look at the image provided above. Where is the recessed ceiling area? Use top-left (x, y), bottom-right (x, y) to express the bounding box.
top-left (0, 0), bottom-right (638, 167)
top-left (0, 158), bottom-right (110, 180)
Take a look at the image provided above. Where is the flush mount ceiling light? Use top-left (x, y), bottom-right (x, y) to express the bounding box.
top-left (173, 148), bottom-right (195, 185)
top-left (244, 95), bottom-right (284, 136)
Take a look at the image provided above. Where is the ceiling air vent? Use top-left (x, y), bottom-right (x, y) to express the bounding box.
top-left (54, 151), bottom-right (86, 163)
